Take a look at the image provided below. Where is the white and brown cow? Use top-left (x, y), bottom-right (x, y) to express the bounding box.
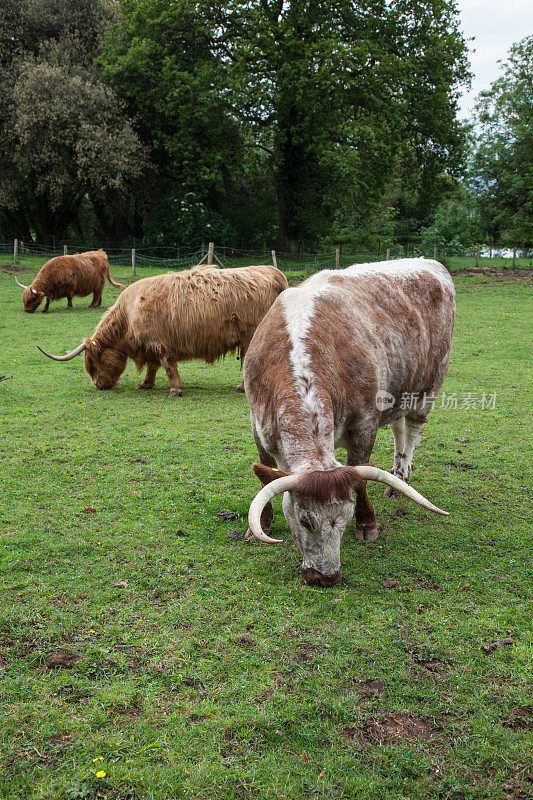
top-left (244, 258), bottom-right (455, 586)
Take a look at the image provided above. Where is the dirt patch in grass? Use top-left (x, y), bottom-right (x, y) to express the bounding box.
top-left (45, 650), bottom-right (79, 669)
top-left (114, 702), bottom-right (142, 717)
top-left (452, 267), bottom-right (533, 282)
top-left (342, 713), bottom-right (448, 749)
top-left (410, 657), bottom-right (450, 680)
top-left (501, 706), bottom-right (532, 730)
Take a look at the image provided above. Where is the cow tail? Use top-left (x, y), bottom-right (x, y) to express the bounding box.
top-left (106, 260), bottom-right (124, 289)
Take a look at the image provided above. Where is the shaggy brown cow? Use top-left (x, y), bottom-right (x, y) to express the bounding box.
top-left (37, 264), bottom-right (288, 395)
top-left (15, 250), bottom-right (123, 313)
top-left (244, 258), bottom-right (455, 586)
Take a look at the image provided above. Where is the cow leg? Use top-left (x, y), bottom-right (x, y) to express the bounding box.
top-left (245, 426), bottom-right (276, 541)
top-left (41, 298), bottom-right (50, 313)
top-left (138, 362), bottom-right (159, 390)
top-left (235, 339), bottom-right (251, 393)
top-left (89, 292), bottom-right (102, 308)
top-left (383, 417), bottom-right (406, 498)
top-left (66, 296), bottom-right (73, 310)
top-left (347, 423), bottom-right (380, 542)
top-left (162, 359), bottom-right (183, 397)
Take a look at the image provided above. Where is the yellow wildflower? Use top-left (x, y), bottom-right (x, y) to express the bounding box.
top-left (96, 770), bottom-right (106, 778)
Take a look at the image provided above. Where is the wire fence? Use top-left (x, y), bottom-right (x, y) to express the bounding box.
top-left (1, 239), bottom-right (531, 280)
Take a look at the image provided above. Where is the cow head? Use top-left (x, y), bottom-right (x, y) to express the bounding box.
top-left (15, 277), bottom-right (44, 312)
top-left (248, 464), bottom-right (449, 587)
top-left (83, 339), bottom-right (127, 389)
top-left (36, 338), bottom-right (127, 389)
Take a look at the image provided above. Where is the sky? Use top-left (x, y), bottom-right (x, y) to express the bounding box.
top-left (456, 0), bottom-right (532, 118)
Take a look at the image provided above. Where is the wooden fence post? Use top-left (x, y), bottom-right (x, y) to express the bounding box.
top-left (63, 244), bottom-right (67, 255)
top-left (271, 250), bottom-right (277, 269)
top-left (433, 246), bottom-right (438, 260)
top-left (512, 247), bottom-right (516, 267)
top-left (386, 248), bottom-right (390, 260)
top-left (476, 245), bottom-right (480, 267)
top-left (335, 247), bottom-right (340, 269)
top-left (132, 248), bottom-right (136, 279)
top-left (13, 239), bottom-right (18, 265)
top-left (207, 242), bottom-right (214, 265)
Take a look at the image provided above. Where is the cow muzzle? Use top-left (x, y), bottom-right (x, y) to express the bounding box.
top-left (301, 567), bottom-right (342, 587)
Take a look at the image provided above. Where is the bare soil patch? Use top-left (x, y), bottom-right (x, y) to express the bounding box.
top-left (501, 706), bottom-right (532, 730)
top-left (343, 712), bottom-right (447, 749)
top-left (452, 267), bottom-right (533, 282)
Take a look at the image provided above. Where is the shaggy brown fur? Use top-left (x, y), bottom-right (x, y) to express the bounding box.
top-left (61, 265), bottom-right (288, 394)
top-left (21, 250), bottom-right (123, 313)
top-left (253, 462), bottom-right (364, 503)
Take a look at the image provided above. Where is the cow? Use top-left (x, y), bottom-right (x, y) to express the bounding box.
top-left (244, 258), bottom-right (455, 587)
top-left (15, 249), bottom-right (123, 313)
top-left (37, 264), bottom-right (289, 395)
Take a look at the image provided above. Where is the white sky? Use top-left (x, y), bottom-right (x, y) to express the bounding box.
top-left (456, 0), bottom-right (533, 118)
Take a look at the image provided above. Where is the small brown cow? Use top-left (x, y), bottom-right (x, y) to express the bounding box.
top-left (37, 264), bottom-right (288, 395)
top-left (15, 249), bottom-right (123, 313)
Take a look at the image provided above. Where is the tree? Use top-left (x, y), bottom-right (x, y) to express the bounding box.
top-left (99, 0), bottom-right (248, 245)
top-left (0, 1), bottom-right (147, 244)
top-left (470, 36), bottom-right (533, 248)
top-left (207, 0), bottom-right (470, 249)
top-left (419, 191), bottom-right (481, 253)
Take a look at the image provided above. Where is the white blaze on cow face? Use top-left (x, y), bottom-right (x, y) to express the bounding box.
top-left (283, 492), bottom-right (354, 584)
top-left (278, 276), bottom-right (354, 583)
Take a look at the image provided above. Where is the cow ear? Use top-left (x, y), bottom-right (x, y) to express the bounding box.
top-left (84, 337), bottom-right (100, 351)
top-left (252, 463), bottom-right (290, 486)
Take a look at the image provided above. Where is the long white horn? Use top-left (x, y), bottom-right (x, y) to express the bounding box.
top-left (15, 276), bottom-right (28, 289)
top-left (248, 474), bottom-right (301, 543)
top-left (349, 466), bottom-right (449, 516)
top-left (36, 342), bottom-right (87, 362)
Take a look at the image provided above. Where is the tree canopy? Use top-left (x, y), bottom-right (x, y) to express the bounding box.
top-left (470, 35), bottom-right (533, 248)
top-left (0, 0), bottom-right (146, 244)
top-left (11, 0), bottom-right (529, 252)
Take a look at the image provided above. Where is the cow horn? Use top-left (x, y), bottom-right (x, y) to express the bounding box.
top-left (15, 276), bottom-right (29, 289)
top-left (36, 342), bottom-right (87, 361)
top-left (248, 474), bottom-right (301, 543)
top-left (347, 466), bottom-right (449, 516)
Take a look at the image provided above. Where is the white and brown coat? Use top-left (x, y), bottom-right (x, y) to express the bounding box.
top-left (244, 258), bottom-right (455, 586)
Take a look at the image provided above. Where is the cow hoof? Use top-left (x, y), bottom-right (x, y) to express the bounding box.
top-left (41, 309), bottom-right (48, 314)
top-left (137, 383), bottom-right (154, 390)
top-left (354, 524), bottom-right (380, 542)
top-left (169, 388), bottom-right (182, 397)
top-left (234, 384), bottom-right (245, 393)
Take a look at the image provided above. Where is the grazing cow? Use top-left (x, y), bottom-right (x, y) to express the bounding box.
top-left (15, 249), bottom-right (123, 313)
top-left (37, 264), bottom-right (288, 395)
top-left (244, 258), bottom-right (455, 586)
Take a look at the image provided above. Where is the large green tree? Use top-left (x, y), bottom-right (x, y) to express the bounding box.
top-left (0, 0), bottom-right (146, 245)
top-left (208, 0), bottom-right (470, 249)
top-left (470, 36), bottom-right (533, 248)
top-left (100, 0), bottom-right (469, 249)
top-left (100, 0), bottom-right (249, 246)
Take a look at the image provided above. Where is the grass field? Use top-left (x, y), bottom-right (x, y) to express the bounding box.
top-left (1, 266), bottom-right (532, 800)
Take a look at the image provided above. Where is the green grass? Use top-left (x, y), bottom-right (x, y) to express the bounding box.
top-left (1, 268), bottom-right (532, 800)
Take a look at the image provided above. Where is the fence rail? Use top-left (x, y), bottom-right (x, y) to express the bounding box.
top-left (1, 240), bottom-right (531, 279)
